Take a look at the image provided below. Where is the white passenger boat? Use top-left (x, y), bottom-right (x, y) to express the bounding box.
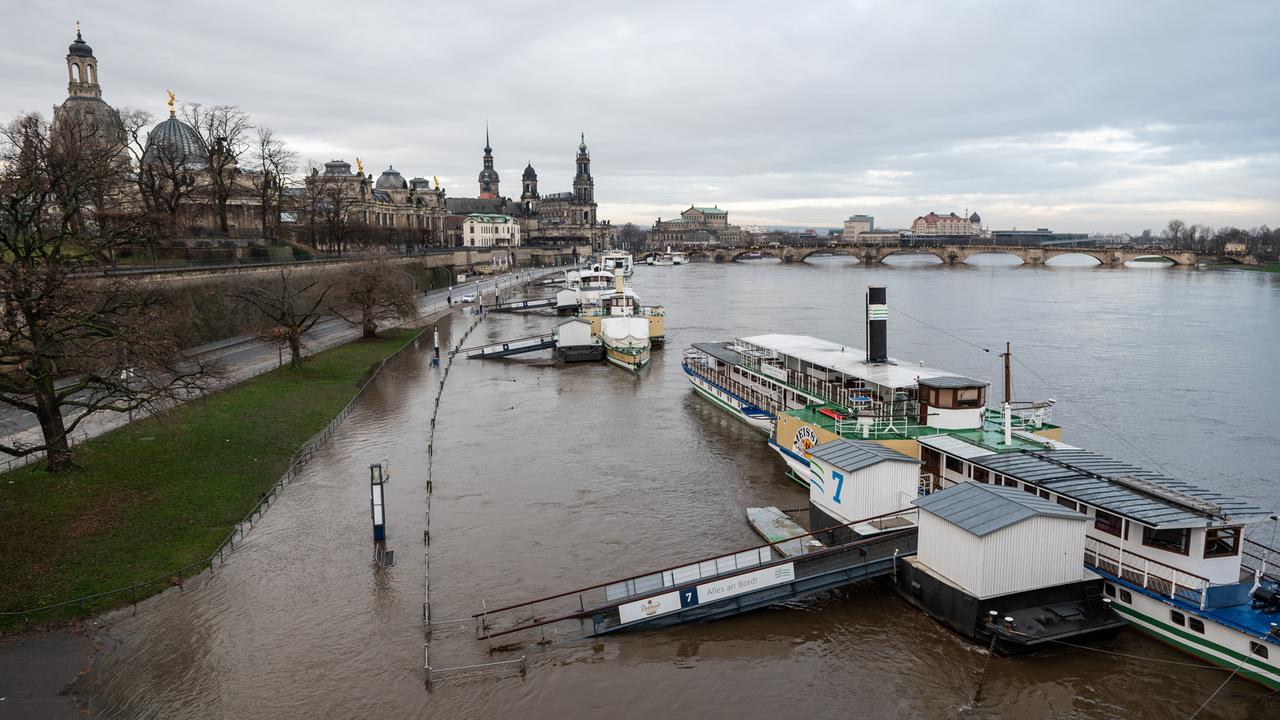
top-left (682, 286), bottom-right (1057, 480)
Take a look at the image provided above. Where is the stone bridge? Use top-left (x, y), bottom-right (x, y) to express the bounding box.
top-left (676, 244), bottom-right (1256, 267)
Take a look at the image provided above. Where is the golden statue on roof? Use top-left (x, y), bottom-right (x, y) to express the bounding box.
top-left (433, 176), bottom-right (440, 190)
top-left (166, 90), bottom-right (175, 115)
top-left (355, 157), bottom-right (364, 175)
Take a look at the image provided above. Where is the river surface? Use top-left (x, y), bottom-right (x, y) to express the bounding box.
top-left (80, 256), bottom-right (1280, 719)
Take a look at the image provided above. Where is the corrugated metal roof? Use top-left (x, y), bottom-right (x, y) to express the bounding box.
top-left (807, 438), bottom-right (918, 472)
top-left (970, 449), bottom-right (1265, 528)
top-left (914, 482), bottom-right (1085, 537)
top-left (919, 434), bottom-right (997, 460)
top-left (691, 342), bottom-right (745, 366)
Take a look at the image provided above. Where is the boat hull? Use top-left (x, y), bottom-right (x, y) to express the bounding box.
top-left (1092, 571), bottom-right (1280, 690)
top-left (892, 560), bottom-right (1126, 655)
top-left (605, 345), bottom-right (649, 372)
top-left (682, 363), bottom-right (774, 433)
top-left (557, 345), bottom-right (605, 362)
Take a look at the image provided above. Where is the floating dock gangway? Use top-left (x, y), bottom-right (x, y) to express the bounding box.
top-left (459, 332), bottom-right (558, 359)
top-left (483, 297), bottom-right (559, 312)
top-left (474, 509), bottom-right (919, 642)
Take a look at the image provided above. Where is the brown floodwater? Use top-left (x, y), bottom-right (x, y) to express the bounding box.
top-left (80, 257), bottom-right (1280, 719)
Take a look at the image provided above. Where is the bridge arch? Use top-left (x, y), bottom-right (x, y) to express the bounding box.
top-left (878, 247), bottom-right (948, 263)
top-left (1043, 251), bottom-right (1105, 266)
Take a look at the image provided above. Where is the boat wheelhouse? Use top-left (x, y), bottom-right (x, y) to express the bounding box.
top-left (919, 435), bottom-right (1280, 688)
top-left (600, 251), bottom-right (634, 277)
top-left (555, 268), bottom-right (616, 312)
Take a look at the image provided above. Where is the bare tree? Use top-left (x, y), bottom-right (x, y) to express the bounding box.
top-left (183, 103), bottom-right (252, 234)
top-left (330, 259), bottom-right (418, 339)
top-left (119, 107), bottom-right (201, 239)
top-left (0, 111), bottom-right (216, 471)
top-left (1162, 219), bottom-right (1187, 248)
top-left (249, 127), bottom-right (296, 241)
top-left (233, 269), bottom-right (331, 368)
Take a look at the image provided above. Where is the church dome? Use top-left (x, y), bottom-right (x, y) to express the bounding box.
top-left (143, 114), bottom-right (206, 168)
top-left (479, 166), bottom-right (499, 184)
top-left (523, 163), bottom-right (537, 180)
top-left (376, 166), bottom-right (407, 190)
top-left (68, 31), bottom-right (93, 58)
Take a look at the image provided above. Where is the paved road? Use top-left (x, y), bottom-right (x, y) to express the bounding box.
top-left (0, 267), bottom-right (566, 471)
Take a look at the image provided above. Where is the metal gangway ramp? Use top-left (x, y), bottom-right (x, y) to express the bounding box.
top-left (459, 332), bottom-right (558, 359)
top-left (475, 509), bottom-right (919, 641)
top-left (484, 297), bottom-right (559, 312)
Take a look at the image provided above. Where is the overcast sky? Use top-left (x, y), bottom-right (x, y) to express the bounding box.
top-left (3, 1), bottom-right (1277, 232)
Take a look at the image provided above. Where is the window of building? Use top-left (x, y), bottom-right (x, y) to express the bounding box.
top-left (1119, 589), bottom-right (1131, 603)
top-left (972, 468), bottom-right (989, 484)
top-left (1170, 610), bottom-right (1185, 627)
top-left (1002, 477), bottom-right (1018, 488)
top-left (1250, 641), bottom-right (1270, 659)
top-left (1094, 510), bottom-right (1125, 539)
top-left (1142, 527), bottom-right (1191, 555)
top-left (1039, 489), bottom-right (1051, 500)
top-left (944, 456), bottom-right (963, 474)
top-left (1204, 527), bottom-right (1241, 558)
top-left (1188, 618), bottom-right (1204, 634)
top-left (1023, 483), bottom-right (1038, 494)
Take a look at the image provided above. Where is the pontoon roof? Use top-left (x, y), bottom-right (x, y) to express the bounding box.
top-left (969, 448), bottom-right (1266, 528)
top-left (914, 482), bottom-right (1086, 537)
top-left (738, 334), bottom-right (960, 390)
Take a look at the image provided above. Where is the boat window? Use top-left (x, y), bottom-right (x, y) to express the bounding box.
top-left (945, 456), bottom-right (963, 474)
top-left (1023, 483), bottom-right (1038, 494)
top-left (938, 389), bottom-right (956, 406)
top-left (1170, 610), bottom-right (1185, 627)
top-left (1204, 527), bottom-right (1241, 558)
top-left (1142, 527), bottom-right (1191, 556)
top-left (1056, 496), bottom-right (1078, 512)
top-left (972, 468), bottom-right (989, 484)
top-left (1251, 641), bottom-right (1270, 659)
top-left (1094, 510), bottom-right (1126, 539)
top-left (1188, 618), bottom-right (1205, 634)
top-left (956, 387), bottom-right (982, 408)
top-left (1002, 477), bottom-right (1018, 488)
top-left (1038, 489), bottom-right (1051, 500)
top-left (1119, 589), bottom-right (1132, 603)
top-left (1103, 583), bottom-right (1115, 598)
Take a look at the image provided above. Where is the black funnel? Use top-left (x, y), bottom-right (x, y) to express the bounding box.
top-left (866, 286), bottom-right (887, 363)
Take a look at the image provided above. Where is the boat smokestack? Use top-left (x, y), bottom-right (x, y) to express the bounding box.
top-left (614, 267), bottom-right (625, 293)
top-left (866, 286), bottom-right (888, 363)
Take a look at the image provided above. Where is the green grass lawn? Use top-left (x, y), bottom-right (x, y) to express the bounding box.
top-left (0, 329), bottom-right (417, 628)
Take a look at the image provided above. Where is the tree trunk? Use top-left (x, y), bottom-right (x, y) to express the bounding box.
top-left (362, 316), bottom-right (378, 339)
top-left (32, 373), bottom-right (73, 472)
top-left (288, 335), bottom-right (304, 369)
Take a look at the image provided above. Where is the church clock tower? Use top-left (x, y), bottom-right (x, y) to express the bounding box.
top-left (573, 133), bottom-right (594, 204)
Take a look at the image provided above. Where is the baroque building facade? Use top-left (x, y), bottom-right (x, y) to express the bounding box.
top-left (446, 131), bottom-right (612, 249)
top-left (650, 205), bottom-right (744, 246)
top-left (910, 211), bottom-right (981, 236)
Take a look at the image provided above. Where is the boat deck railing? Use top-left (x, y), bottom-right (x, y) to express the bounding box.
top-left (1242, 536), bottom-right (1280, 585)
top-left (1084, 536), bottom-right (1212, 609)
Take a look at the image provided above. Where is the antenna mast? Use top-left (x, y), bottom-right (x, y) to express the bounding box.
top-left (1002, 342), bottom-right (1013, 446)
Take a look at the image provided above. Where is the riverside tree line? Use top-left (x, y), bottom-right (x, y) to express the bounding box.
top-left (0, 106), bottom-right (419, 472)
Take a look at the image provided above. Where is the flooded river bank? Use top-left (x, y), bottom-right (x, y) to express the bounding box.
top-left (61, 258), bottom-right (1280, 718)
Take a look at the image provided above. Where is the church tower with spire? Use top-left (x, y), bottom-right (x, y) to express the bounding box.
top-left (573, 132), bottom-right (594, 204)
top-left (65, 22), bottom-right (101, 99)
top-left (478, 126), bottom-right (500, 199)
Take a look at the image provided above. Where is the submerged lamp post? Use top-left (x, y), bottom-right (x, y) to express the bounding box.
top-left (432, 325), bottom-right (440, 367)
top-left (370, 462), bottom-right (387, 542)
top-left (370, 461), bottom-right (395, 567)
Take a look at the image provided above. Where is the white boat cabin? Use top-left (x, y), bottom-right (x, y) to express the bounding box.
top-left (804, 437), bottom-right (920, 536)
top-left (913, 483), bottom-right (1088, 599)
